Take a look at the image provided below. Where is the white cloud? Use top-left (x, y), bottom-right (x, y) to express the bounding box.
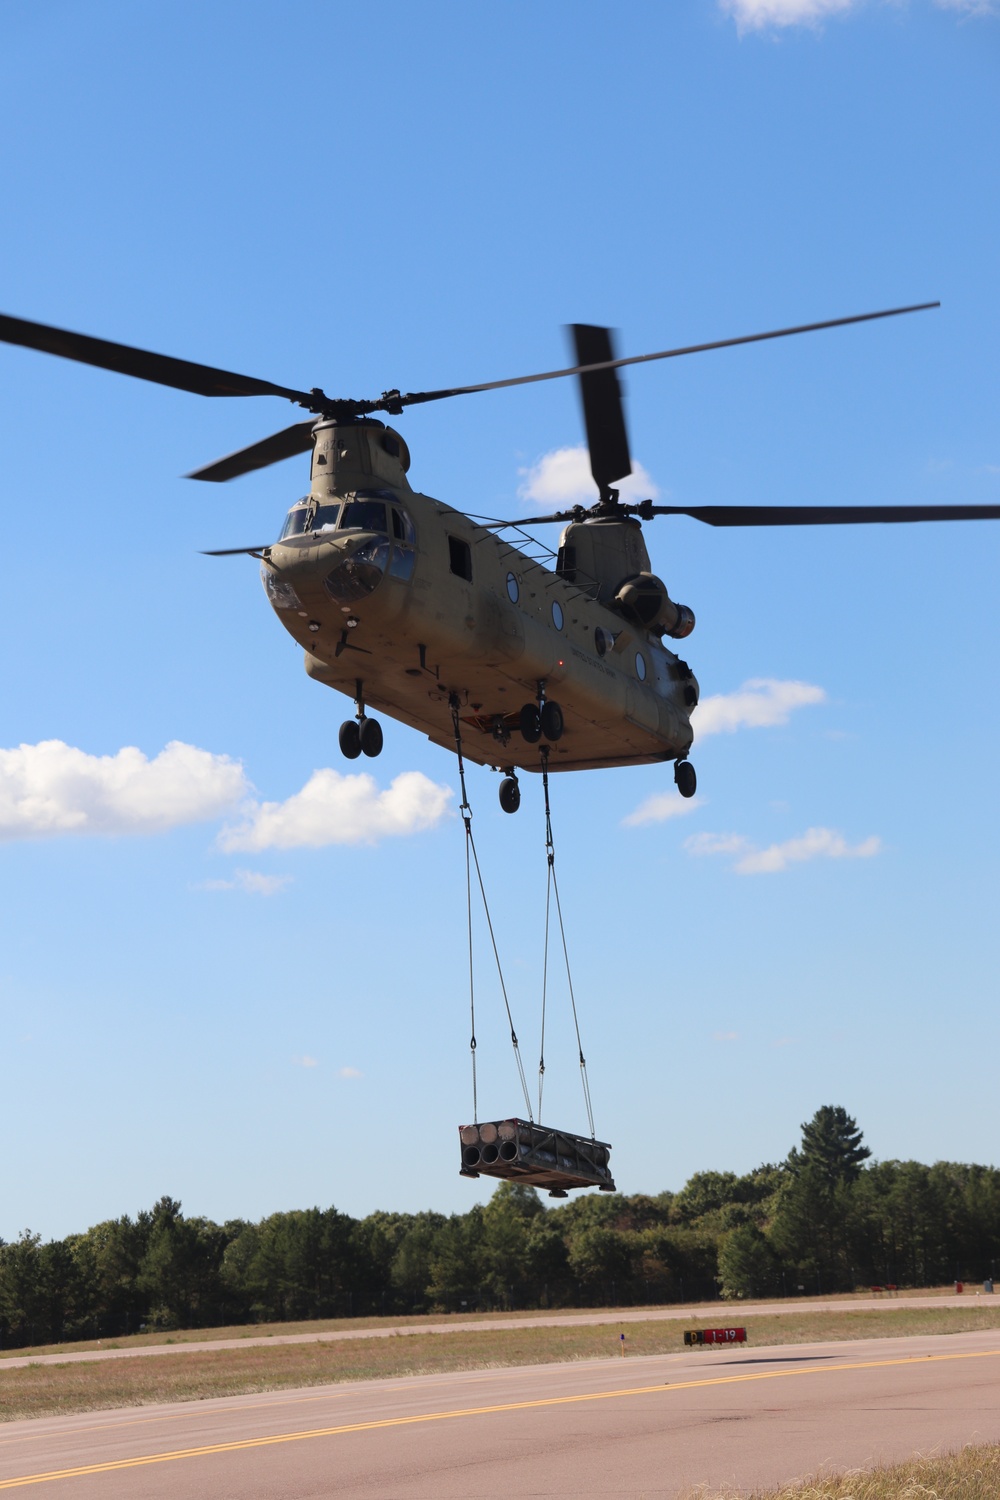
top-left (721, 0), bottom-right (858, 28)
top-left (722, 0), bottom-right (997, 29)
top-left (219, 768), bottom-right (453, 852)
top-left (201, 869), bottom-right (292, 896)
top-left (0, 740), bottom-right (247, 841)
top-left (713, 1030), bottom-right (740, 1041)
top-left (694, 678), bottom-right (826, 737)
top-left (339, 1066), bottom-right (363, 1079)
top-left (293, 1055), bottom-right (319, 1068)
top-left (686, 825), bottom-right (881, 874)
top-left (622, 793), bottom-right (705, 828)
top-left (517, 446), bottom-right (660, 510)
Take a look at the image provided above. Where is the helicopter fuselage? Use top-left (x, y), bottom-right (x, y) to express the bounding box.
top-left (264, 419), bottom-right (698, 774)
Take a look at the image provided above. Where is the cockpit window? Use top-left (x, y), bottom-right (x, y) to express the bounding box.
top-left (280, 506), bottom-right (311, 539)
top-left (391, 507), bottom-right (415, 543)
top-left (340, 499), bottom-right (388, 533)
top-left (311, 502), bottom-right (341, 533)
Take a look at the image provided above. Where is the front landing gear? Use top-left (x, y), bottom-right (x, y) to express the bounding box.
top-left (339, 680), bottom-right (383, 760)
top-left (674, 760), bottom-right (697, 799)
top-left (499, 772), bottom-right (521, 815)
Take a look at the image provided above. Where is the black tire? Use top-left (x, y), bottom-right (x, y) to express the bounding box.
top-left (540, 700), bottom-right (564, 742)
top-left (675, 761), bottom-right (697, 798)
top-left (359, 716), bottom-right (383, 758)
top-left (519, 703), bottom-right (542, 743)
top-left (499, 776), bottom-right (521, 814)
top-left (339, 720), bottom-right (362, 760)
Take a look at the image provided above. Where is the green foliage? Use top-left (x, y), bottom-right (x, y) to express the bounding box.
top-left (718, 1225), bottom-right (779, 1299)
top-left (2, 1106), bottom-right (999, 1350)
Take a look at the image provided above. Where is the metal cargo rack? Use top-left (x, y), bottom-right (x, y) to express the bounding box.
top-left (458, 1117), bottom-right (615, 1197)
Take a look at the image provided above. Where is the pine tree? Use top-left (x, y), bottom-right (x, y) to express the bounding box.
top-left (790, 1105), bottom-right (871, 1187)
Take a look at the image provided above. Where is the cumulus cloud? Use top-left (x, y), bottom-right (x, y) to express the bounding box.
top-left (694, 678), bottom-right (825, 737)
top-left (722, 0), bottom-right (996, 29)
top-left (721, 0), bottom-right (857, 28)
top-left (622, 793), bottom-right (705, 828)
top-left (0, 740), bottom-right (247, 841)
top-left (201, 869), bottom-right (292, 896)
top-left (293, 1055), bottom-right (319, 1068)
top-left (686, 825), bottom-right (881, 874)
top-left (219, 768), bottom-right (453, 852)
top-left (339, 1066), bottom-right (363, 1079)
top-left (517, 446), bottom-right (659, 510)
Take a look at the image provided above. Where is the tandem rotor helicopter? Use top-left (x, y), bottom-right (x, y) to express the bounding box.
top-left (3, 302), bottom-right (999, 814)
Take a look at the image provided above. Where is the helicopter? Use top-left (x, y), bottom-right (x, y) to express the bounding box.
top-left (3, 302), bottom-right (999, 815)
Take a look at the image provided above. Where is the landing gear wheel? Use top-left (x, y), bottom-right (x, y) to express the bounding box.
top-left (540, 700), bottom-right (564, 742)
top-left (519, 703), bottom-right (542, 743)
top-left (358, 716), bottom-right (383, 758)
top-left (499, 776), bottom-right (521, 814)
top-left (339, 720), bottom-right (361, 759)
top-left (675, 760), bottom-right (697, 798)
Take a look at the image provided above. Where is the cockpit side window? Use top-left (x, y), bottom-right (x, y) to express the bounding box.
top-left (340, 499), bottom-right (388, 533)
top-left (391, 507), bottom-right (416, 543)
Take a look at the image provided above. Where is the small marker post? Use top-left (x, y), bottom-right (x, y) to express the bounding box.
top-left (620, 1331), bottom-right (626, 1357)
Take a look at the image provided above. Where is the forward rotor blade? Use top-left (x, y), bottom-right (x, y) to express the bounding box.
top-left (384, 302), bottom-right (939, 414)
top-left (201, 545), bottom-right (272, 556)
top-left (571, 325), bottom-right (631, 492)
top-left (640, 503), bottom-right (1000, 526)
top-left (0, 312), bottom-right (313, 403)
top-left (186, 421), bottom-right (316, 482)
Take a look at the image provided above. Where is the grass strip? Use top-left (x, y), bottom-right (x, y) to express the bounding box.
top-left (2, 1306), bottom-right (999, 1422)
top-left (689, 1441), bottom-right (1000, 1497)
top-left (0, 1287), bottom-right (976, 1362)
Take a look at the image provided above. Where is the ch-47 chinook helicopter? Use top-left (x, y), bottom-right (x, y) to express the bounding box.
top-left (3, 302), bottom-right (1000, 814)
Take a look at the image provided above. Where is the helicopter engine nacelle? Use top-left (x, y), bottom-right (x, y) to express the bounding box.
top-left (613, 573), bottom-right (695, 639)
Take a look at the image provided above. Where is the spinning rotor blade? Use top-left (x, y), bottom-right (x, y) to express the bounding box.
top-left (570, 325), bottom-right (631, 492)
top-left (187, 421), bottom-right (316, 482)
top-left (201, 545), bottom-right (272, 555)
top-left (390, 302), bottom-right (939, 414)
top-left (637, 503), bottom-right (1000, 526)
top-left (0, 312), bottom-right (313, 403)
top-left (511, 502), bottom-right (1000, 527)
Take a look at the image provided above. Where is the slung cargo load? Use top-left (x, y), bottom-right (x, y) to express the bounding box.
top-left (459, 1118), bottom-right (615, 1197)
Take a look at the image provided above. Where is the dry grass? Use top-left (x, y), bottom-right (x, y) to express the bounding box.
top-left (688, 1442), bottom-right (1000, 1497)
top-left (2, 1305), bottom-right (1000, 1423)
top-left (0, 1286), bottom-right (988, 1363)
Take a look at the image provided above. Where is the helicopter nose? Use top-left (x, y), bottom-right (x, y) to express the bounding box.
top-left (270, 531), bottom-right (390, 604)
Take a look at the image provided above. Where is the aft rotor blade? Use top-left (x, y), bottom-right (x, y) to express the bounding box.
top-left (0, 312), bottom-right (314, 403)
top-left (187, 421), bottom-right (316, 482)
top-left (641, 503), bottom-right (1000, 526)
top-left (571, 325), bottom-right (631, 491)
top-left (386, 302), bottom-right (940, 413)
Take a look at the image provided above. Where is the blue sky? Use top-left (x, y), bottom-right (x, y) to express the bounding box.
top-left (1, 0), bottom-right (997, 1242)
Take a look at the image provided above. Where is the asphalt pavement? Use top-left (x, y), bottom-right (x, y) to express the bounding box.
top-left (1, 1328), bottom-right (998, 1496)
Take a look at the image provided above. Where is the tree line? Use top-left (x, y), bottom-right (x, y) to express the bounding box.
top-left (2, 1107), bottom-right (998, 1349)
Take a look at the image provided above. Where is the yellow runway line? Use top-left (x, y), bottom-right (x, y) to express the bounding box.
top-left (2, 1346), bottom-right (999, 1490)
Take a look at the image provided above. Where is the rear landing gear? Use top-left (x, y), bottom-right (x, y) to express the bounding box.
top-left (499, 773), bottom-right (521, 814)
top-left (339, 681), bottom-right (383, 760)
top-left (674, 760), bottom-right (697, 799)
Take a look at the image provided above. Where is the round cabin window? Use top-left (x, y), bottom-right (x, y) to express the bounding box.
top-left (635, 653), bottom-right (647, 681)
top-left (551, 600), bottom-right (564, 630)
top-left (506, 572), bottom-right (519, 604)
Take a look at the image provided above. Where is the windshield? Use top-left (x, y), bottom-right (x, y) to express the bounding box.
top-left (280, 505), bottom-right (311, 539)
top-left (340, 499), bottom-right (388, 533)
top-left (311, 502), bottom-right (341, 533)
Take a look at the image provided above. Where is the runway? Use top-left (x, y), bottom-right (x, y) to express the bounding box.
top-left (0, 1292), bottom-right (989, 1370)
top-left (1, 1330), bottom-right (998, 1496)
